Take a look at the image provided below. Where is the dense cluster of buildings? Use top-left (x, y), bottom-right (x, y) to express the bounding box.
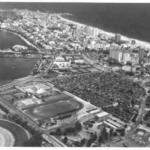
top-left (0, 9), bottom-right (100, 53)
top-left (1, 9), bottom-right (150, 73)
top-left (1, 9), bottom-right (150, 147)
top-left (0, 9), bottom-right (147, 57)
top-left (109, 48), bottom-right (145, 65)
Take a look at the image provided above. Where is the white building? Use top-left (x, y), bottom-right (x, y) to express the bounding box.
top-left (74, 59), bottom-right (85, 64)
top-left (1, 23), bottom-right (7, 28)
top-left (95, 111), bottom-right (109, 122)
top-left (122, 52), bottom-right (131, 64)
top-left (118, 51), bottom-right (123, 62)
top-left (52, 56), bottom-right (71, 69)
top-left (122, 65), bottom-right (132, 72)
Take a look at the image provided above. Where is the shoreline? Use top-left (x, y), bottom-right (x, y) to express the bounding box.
top-left (0, 29), bottom-right (41, 52)
top-left (0, 53), bottom-right (41, 59)
top-left (59, 14), bottom-right (150, 50)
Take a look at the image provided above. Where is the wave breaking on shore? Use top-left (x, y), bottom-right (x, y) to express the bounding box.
top-left (60, 14), bottom-right (150, 50)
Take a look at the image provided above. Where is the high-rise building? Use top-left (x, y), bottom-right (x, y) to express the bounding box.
top-left (118, 51), bottom-right (123, 62)
top-left (139, 48), bottom-right (145, 61)
top-left (131, 53), bottom-right (139, 65)
top-left (131, 40), bottom-right (136, 45)
top-left (109, 49), bottom-right (120, 61)
top-left (115, 34), bottom-right (121, 43)
top-left (122, 51), bottom-right (131, 64)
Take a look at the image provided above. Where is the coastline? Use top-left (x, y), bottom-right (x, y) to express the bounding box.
top-left (0, 29), bottom-right (40, 52)
top-left (59, 15), bottom-right (150, 50)
top-left (0, 53), bottom-right (42, 59)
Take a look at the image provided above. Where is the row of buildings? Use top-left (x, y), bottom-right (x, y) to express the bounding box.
top-left (109, 48), bottom-right (145, 65)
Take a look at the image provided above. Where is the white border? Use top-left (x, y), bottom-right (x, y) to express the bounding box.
top-left (0, 0), bottom-right (149, 3)
top-left (0, 0), bottom-right (149, 150)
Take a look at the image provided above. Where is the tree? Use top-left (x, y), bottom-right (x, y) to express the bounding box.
top-left (124, 124), bottom-right (127, 128)
top-left (63, 136), bottom-right (68, 144)
top-left (56, 128), bottom-right (62, 135)
top-left (109, 128), bottom-right (114, 137)
top-left (148, 89), bottom-right (150, 94)
top-left (22, 121), bottom-right (28, 128)
top-left (75, 121), bottom-right (82, 131)
top-left (65, 127), bottom-right (75, 134)
top-left (63, 130), bottom-right (67, 136)
top-left (23, 131), bottom-right (42, 147)
top-left (126, 61), bottom-right (132, 66)
top-left (99, 127), bottom-right (109, 144)
top-left (98, 135), bottom-right (103, 146)
top-left (104, 131), bottom-right (108, 142)
top-left (80, 138), bottom-right (86, 146)
top-left (86, 139), bottom-right (92, 147)
top-left (103, 50), bottom-right (110, 55)
top-left (113, 131), bottom-right (118, 137)
top-left (131, 99), bottom-right (135, 108)
top-left (116, 128), bottom-right (125, 137)
top-left (146, 96), bottom-right (150, 107)
top-left (87, 132), bottom-right (98, 146)
top-left (74, 141), bottom-right (81, 147)
top-left (126, 71), bottom-right (134, 76)
top-left (11, 98), bottom-right (15, 103)
top-left (92, 133), bottom-right (97, 142)
top-left (120, 131), bottom-right (125, 137)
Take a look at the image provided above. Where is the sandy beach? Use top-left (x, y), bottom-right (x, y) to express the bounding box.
top-left (59, 15), bottom-right (150, 50)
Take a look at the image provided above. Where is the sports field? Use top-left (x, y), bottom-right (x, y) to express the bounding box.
top-left (0, 120), bottom-right (29, 146)
top-left (42, 93), bottom-right (72, 102)
top-left (26, 93), bottom-right (83, 120)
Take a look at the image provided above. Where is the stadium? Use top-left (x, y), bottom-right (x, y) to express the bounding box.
top-left (0, 119), bottom-right (29, 146)
top-left (25, 93), bottom-right (83, 120)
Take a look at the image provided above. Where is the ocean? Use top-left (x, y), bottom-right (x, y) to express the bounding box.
top-left (0, 3), bottom-right (150, 42)
top-left (0, 30), bottom-right (38, 84)
top-left (0, 58), bottom-right (38, 84)
top-left (0, 3), bottom-right (150, 83)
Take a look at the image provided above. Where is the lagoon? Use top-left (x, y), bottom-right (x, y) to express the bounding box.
top-left (0, 30), bottom-right (38, 84)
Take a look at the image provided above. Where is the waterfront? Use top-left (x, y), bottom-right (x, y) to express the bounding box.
top-left (0, 30), bottom-right (33, 50)
top-left (0, 29), bottom-right (39, 84)
top-left (1, 3), bottom-right (150, 84)
top-left (0, 3), bottom-right (150, 84)
top-left (0, 3), bottom-right (150, 43)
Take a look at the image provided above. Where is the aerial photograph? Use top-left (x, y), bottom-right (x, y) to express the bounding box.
top-left (0, 1), bottom-right (150, 147)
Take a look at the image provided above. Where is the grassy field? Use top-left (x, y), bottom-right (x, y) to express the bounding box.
top-left (26, 94), bottom-right (83, 120)
top-left (0, 120), bottom-right (29, 146)
top-left (42, 93), bottom-right (72, 102)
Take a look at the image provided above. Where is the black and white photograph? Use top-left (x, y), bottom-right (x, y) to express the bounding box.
top-left (0, 0), bottom-right (150, 147)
